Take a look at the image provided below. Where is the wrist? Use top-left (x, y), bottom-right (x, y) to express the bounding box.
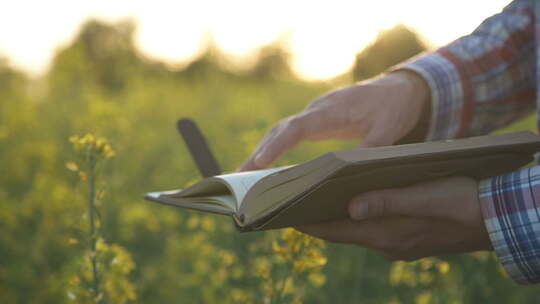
top-left (385, 70), bottom-right (432, 144)
top-left (465, 176), bottom-right (493, 251)
top-left (389, 70), bottom-right (430, 109)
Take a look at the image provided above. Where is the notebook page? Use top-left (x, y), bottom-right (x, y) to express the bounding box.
top-left (215, 166), bottom-right (291, 206)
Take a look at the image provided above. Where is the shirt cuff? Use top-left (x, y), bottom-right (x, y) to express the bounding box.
top-left (478, 167), bottom-right (540, 284)
top-left (395, 52), bottom-right (466, 141)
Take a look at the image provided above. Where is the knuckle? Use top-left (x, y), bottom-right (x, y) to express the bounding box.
top-left (378, 197), bottom-right (391, 217)
top-left (286, 115), bottom-right (308, 137)
top-left (268, 122), bottom-right (285, 136)
top-left (285, 115), bottom-right (302, 130)
top-left (277, 116), bottom-right (293, 128)
top-left (364, 192), bottom-right (394, 218)
top-left (379, 192), bottom-right (397, 216)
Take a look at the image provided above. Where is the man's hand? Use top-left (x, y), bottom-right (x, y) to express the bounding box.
top-left (239, 71), bottom-right (429, 171)
top-left (239, 70), bottom-right (493, 260)
top-left (296, 176), bottom-right (493, 261)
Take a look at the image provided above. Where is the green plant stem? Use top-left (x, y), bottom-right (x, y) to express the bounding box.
top-left (350, 248), bottom-right (367, 301)
top-left (275, 264), bottom-right (294, 304)
top-left (275, 242), bottom-right (305, 304)
top-left (87, 150), bottom-right (100, 301)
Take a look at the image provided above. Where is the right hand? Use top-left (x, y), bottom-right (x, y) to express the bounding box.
top-left (240, 70), bottom-right (430, 171)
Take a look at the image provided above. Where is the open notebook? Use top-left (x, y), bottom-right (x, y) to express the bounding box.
top-left (146, 166), bottom-right (289, 216)
top-left (145, 131), bottom-right (540, 232)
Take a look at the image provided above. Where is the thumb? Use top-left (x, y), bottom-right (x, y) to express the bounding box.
top-left (348, 189), bottom-right (415, 220)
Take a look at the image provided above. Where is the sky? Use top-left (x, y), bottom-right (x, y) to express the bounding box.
top-left (0, 0), bottom-right (510, 81)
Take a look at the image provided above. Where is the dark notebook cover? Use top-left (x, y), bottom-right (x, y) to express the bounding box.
top-left (145, 127), bottom-right (540, 232)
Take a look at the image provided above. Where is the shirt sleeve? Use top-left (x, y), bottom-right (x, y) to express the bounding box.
top-left (479, 165), bottom-right (540, 284)
top-left (396, 0), bottom-right (536, 141)
top-left (398, 0), bottom-right (540, 285)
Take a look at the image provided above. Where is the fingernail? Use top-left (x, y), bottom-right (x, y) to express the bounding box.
top-left (350, 201), bottom-right (369, 220)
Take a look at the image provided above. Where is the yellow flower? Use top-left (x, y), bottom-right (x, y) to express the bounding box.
top-left (415, 292), bottom-right (432, 304)
top-left (69, 133), bottom-right (115, 159)
top-left (293, 260), bottom-right (306, 272)
top-left (65, 161), bottom-right (79, 172)
top-left (70, 275), bottom-right (81, 286)
top-left (187, 215), bottom-right (200, 229)
top-left (96, 190), bottom-right (105, 200)
top-left (308, 272), bottom-right (326, 287)
top-left (437, 261), bottom-right (450, 274)
top-left (220, 250), bottom-right (236, 266)
top-left (419, 272), bottom-right (434, 285)
top-left (420, 258), bottom-right (434, 271)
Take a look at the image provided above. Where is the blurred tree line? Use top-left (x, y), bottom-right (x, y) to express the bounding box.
top-left (1, 19), bottom-right (539, 303)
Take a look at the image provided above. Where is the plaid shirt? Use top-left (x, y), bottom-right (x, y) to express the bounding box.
top-left (401, 0), bottom-right (540, 284)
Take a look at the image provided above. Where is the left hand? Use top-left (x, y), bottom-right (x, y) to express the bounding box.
top-left (296, 176), bottom-right (493, 261)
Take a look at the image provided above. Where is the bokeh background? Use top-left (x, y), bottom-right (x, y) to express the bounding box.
top-left (2, 0), bottom-right (539, 303)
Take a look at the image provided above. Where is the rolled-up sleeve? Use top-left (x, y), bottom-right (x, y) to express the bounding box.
top-left (479, 165), bottom-right (540, 284)
top-left (396, 0), bottom-right (536, 141)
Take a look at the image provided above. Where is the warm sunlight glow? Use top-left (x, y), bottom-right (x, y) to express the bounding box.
top-left (0, 0), bottom-right (510, 80)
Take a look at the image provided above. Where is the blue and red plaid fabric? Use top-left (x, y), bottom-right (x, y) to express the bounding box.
top-left (400, 0), bottom-right (540, 284)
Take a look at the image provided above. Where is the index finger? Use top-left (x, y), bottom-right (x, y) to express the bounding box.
top-left (239, 116), bottom-right (305, 171)
top-left (238, 126), bottom-right (280, 171)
